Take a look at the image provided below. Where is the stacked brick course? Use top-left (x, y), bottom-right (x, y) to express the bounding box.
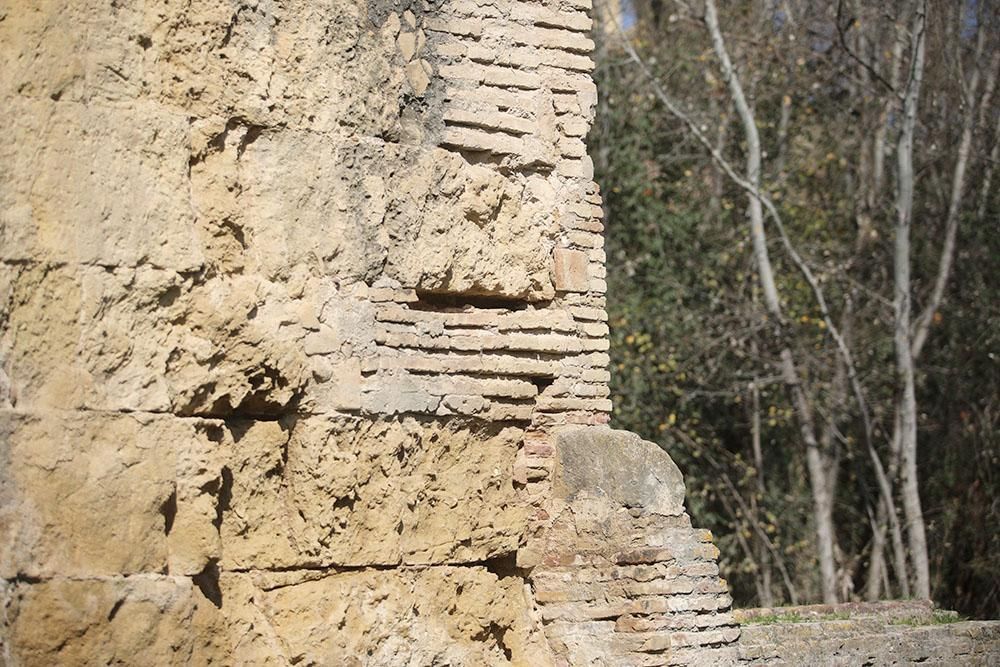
top-left (524, 429), bottom-right (741, 666)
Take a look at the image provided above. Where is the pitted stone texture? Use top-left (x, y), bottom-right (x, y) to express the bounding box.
top-left (223, 568), bottom-right (553, 666)
top-left (1, 0), bottom-right (620, 664)
top-left (0, 410), bottom-right (223, 579)
top-left (0, 258), bottom-right (609, 425)
top-left (190, 133), bottom-right (558, 297)
top-left (0, 1), bottom-right (410, 271)
top-left (0, 97), bottom-right (202, 270)
top-left (556, 427), bottom-right (687, 516)
top-left (0, 0), bottom-right (408, 134)
top-left (0, 408), bottom-right (531, 582)
top-left (1, 577), bottom-right (213, 667)
top-left (219, 417), bottom-right (530, 570)
top-left (1, 568), bottom-right (556, 667)
top-left (0, 264), bottom-right (309, 416)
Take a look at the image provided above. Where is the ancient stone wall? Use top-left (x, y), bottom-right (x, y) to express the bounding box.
top-left (0, 1), bottom-right (740, 664)
top-left (736, 602), bottom-right (1000, 666)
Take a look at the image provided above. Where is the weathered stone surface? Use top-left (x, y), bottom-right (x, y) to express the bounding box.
top-left (519, 427), bottom-right (737, 666)
top-left (0, 0), bottom-right (408, 135)
top-left (0, 410), bottom-right (222, 579)
top-left (375, 149), bottom-right (556, 299)
top-left (555, 427), bottom-right (686, 516)
top-left (0, 0), bottom-right (410, 273)
top-left (219, 417), bottom-right (530, 569)
top-left (553, 247), bottom-right (591, 292)
top-left (0, 97), bottom-right (202, 270)
top-left (190, 132), bottom-right (558, 297)
top-left (2, 567), bottom-right (555, 667)
top-left (226, 567), bottom-right (552, 666)
top-left (734, 598), bottom-right (940, 625)
top-left (0, 0), bottom-right (759, 665)
top-left (0, 264), bottom-right (309, 415)
top-left (738, 613), bottom-right (1000, 666)
top-left (2, 577), bottom-right (212, 666)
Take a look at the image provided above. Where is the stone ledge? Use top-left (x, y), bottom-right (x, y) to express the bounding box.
top-left (737, 601), bottom-right (1000, 665)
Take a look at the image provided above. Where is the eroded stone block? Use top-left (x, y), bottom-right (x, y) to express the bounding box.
top-left (230, 567), bottom-right (552, 666)
top-left (0, 411), bottom-right (223, 578)
top-left (555, 428), bottom-right (686, 516)
top-left (219, 417), bottom-right (530, 569)
top-left (0, 264), bottom-right (309, 416)
top-left (552, 247), bottom-right (590, 292)
top-left (0, 97), bottom-right (202, 270)
top-left (2, 577), bottom-right (215, 666)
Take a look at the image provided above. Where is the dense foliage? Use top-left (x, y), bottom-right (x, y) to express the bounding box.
top-left (592, 0), bottom-right (999, 616)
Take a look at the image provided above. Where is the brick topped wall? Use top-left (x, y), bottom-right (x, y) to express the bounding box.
top-left (1, 1), bottom-right (737, 665)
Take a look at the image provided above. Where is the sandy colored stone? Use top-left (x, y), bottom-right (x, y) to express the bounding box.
top-left (0, 97), bottom-right (202, 270)
top-left (0, 0), bottom-right (408, 134)
top-left (330, 358), bottom-right (364, 411)
top-left (380, 147), bottom-right (556, 299)
top-left (0, 0), bottom-right (753, 664)
top-left (1, 569), bottom-right (559, 667)
top-left (552, 247), bottom-right (590, 292)
top-left (0, 1), bottom-right (414, 274)
top-left (1, 577), bottom-right (217, 667)
top-left (0, 264), bottom-right (309, 415)
top-left (219, 417), bottom-right (530, 570)
top-left (554, 427), bottom-right (686, 516)
top-left (236, 567), bottom-right (552, 666)
top-left (192, 136), bottom-right (556, 299)
top-left (398, 31), bottom-right (418, 61)
top-left (0, 410), bottom-right (224, 579)
top-left (406, 59), bottom-right (431, 95)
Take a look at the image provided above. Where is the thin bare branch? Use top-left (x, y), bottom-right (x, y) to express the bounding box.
top-left (911, 46), bottom-right (998, 359)
top-left (836, 0), bottom-right (896, 93)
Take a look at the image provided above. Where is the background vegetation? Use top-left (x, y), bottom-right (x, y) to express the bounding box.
top-left (592, 0), bottom-right (999, 617)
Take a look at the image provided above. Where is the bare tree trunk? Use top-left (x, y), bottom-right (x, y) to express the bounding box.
top-left (864, 5), bottom-right (915, 600)
top-left (866, 410), bottom-right (912, 599)
top-left (976, 51), bottom-right (999, 222)
top-left (839, 6), bottom-right (911, 601)
top-left (779, 349), bottom-right (838, 603)
top-left (704, 0), bottom-right (838, 603)
top-left (871, 2), bottom-right (910, 214)
top-left (708, 98), bottom-right (731, 220)
top-left (978, 132), bottom-right (999, 223)
top-left (775, 93), bottom-right (792, 186)
top-left (893, 0), bottom-right (929, 600)
top-left (866, 522), bottom-right (890, 599)
top-left (823, 304), bottom-right (854, 598)
top-left (750, 376), bottom-right (774, 606)
top-left (887, 2), bottom-right (994, 602)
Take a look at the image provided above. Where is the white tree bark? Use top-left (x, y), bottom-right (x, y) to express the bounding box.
top-left (611, 1), bottom-right (896, 605)
top-left (893, 0), bottom-right (929, 600)
top-left (866, 410), bottom-right (911, 600)
top-left (865, 7), bottom-right (914, 602)
top-left (750, 377), bottom-right (775, 606)
top-left (704, 0), bottom-right (838, 603)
